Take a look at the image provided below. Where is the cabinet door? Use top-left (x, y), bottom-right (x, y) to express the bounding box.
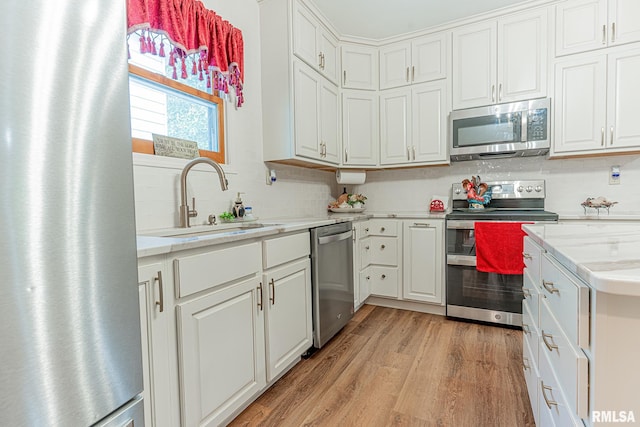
top-left (293, 2), bottom-right (320, 70)
top-left (609, 0), bottom-right (640, 47)
top-left (607, 46), bottom-right (640, 149)
top-left (293, 62), bottom-right (321, 160)
top-left (359, 268), bottom-right (372, 303)
top-left (264, 258), bottom-right (312, 382)
top-left (177, 276), bottom-right (265, 427)
top-left (412, 80), bottom-right (448, 163)
top-left (402, 221), bottom-right (443, 304)
top-left (369, 266), bottom-right (400, 298)
top-left (412, 32), bottom-right (448, 84)
top-left (319, 30), bottom-right (339, 84)
top-left (379, 42), bottom-right (411, 89)
top-left (342, 90), bottom-right (379, 166)
top-left (138, 262), bottom-right (178, 427)
top-left (380, 88), bottom-right (411, 165)
top-left (553, 53), bottom-right (607, 154)
top-left (555, 0), bottom-right (607, 56)
top-left (498, 8), bottom-right (548, 103)
top-left (320, 80), bottom-right (340, 164)
top-left (341, 44), bottom-right (378, 90)
top-left (452, 20), bottom-right (497, 109)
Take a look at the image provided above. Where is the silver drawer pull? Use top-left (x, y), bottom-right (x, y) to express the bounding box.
top-left (522, 252), bottom-right (532, 260)
top-left (542, 331), bottom-right (559, 352)
top-left (522, 287), bottom-right (532, 298)
top-left (413, 223), bottom-right (432, 228)
top-left (523, 357), bottom-right (531, 371)
top-left (522, 323), bottom-right (531, 335)
top-left (542, 280), bottom-right (559, 294)
top-left (541, 382), bottom-right (558, 409)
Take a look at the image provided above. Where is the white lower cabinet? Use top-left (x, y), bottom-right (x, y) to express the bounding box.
top-left (263, 256), bottom-right (312, 382)
top-left (402, 220), bottom-right (443, 304)
top-left (137, 258), bottom-right (180, 427)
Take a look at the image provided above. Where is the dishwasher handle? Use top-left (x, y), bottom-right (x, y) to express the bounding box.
top-left (318, 230), bottom-right (353, 245)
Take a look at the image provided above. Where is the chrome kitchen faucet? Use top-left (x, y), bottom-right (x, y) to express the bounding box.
top-left (179, 157), bottom-right (229, 227)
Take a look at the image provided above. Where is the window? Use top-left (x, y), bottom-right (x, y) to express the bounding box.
top-left (128, 32), bottom-right (225, 164)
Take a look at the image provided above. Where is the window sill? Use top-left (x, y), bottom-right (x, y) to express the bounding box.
top-left (132, 152), bottom-right (237, 175)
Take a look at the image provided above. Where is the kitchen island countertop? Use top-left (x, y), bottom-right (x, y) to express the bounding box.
top-left (523, 223), bottom-right (640, 297)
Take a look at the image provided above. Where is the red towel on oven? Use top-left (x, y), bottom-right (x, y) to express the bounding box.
top-left (475, 222), bottom-right (531, 275)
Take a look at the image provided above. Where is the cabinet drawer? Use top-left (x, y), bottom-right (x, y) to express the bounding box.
top-left (523, 268), bottom-right (540, 329)
top-left (539, 300), bottom-right (589, 419)
top-left (369, 236), bottom-right (399, 266)
top-left (538, 342), bottom-right (584, 427)
top-left (522, 300), bottom-right (539, 369)
top-left (523, 334), bottom-right (539, 427)
top-left (369, 266), bottom-right (399, 298)
top-left (540, 254), bottom-right (590, 349)
top-left (174, 242), bottom-right (261, 298)
top-left (523, 236), bottom-right (542, 284)
top-left (363, 219), bottom-right (398, 237)
top-left (263, 231), bottom-right (310, 269)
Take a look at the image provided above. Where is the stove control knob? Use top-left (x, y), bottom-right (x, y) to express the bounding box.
top-left (535, 185), bottom-right (543, 192)
top-left (517, 186), bottom-right (524, 192)
top-left (526, 186), bottom-right (533, 192)
top-left (454, 188), bottom-right (461, 194)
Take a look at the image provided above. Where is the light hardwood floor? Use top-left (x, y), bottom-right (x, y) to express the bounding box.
top-left (230, 305), bottom-right (535, 427)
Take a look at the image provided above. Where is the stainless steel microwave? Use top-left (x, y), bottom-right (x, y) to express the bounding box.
top-left (449, 98), bottom-right (550, 162)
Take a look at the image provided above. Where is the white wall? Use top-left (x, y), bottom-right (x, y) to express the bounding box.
top-left (354, 154), bottom-right (640, 217)
top-left (133, 0), bottom-right (337, 233)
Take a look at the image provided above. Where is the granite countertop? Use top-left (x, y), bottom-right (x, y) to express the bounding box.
top-left (523, 223), bottom-right (640, 297)
top-left (136, 211), bottom-right (446, 257)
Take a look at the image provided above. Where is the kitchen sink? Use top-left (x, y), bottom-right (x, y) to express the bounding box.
top-left (146, 222), bottom-right (275, 238)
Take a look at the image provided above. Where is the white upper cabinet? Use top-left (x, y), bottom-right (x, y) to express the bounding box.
top-left (342, 90), bottom-right (379, 166)
top-left (341, 43), bottom-right (378, 90)
top-left (379, 32), bottom-right (448, 89)
top-left (380, 80), bottom-right (448, 166)
top-left (555, 0), bottom-right (640, 57)
top-left (293, 2), bottom-right (339, 84)
top-left (452, 8), bottom-right (548, 109)
top-left (553, 45), bottom-right (640, 155)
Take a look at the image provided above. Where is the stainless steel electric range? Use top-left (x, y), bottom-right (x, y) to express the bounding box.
top-left (445, 179), bottom-right (558, 327)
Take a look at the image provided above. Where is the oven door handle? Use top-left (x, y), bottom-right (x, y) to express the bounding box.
top-left (446, 221), bottom-right (475, 230)
top-left (447, 255), bottom-right (477, 267)
top-left (318, 230), bottom-right (352, 245)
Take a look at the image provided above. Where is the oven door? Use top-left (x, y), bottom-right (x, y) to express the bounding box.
top-left (445, 220), bottom-right (523, 326)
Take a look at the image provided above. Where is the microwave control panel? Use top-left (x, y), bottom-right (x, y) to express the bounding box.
top-left (528, 108), bottom-right (547, 141)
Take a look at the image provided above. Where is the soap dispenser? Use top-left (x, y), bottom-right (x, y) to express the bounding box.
top-left (232, 192), bottom-right (245, 218)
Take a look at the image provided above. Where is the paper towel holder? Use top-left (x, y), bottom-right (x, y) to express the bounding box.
top-left (336, 169), bottom-right (366, 185)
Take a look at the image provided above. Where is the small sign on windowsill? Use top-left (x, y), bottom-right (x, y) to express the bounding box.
top-left (152, 134), bottom-right (199, 159)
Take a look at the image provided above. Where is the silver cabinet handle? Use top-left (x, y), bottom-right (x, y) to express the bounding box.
top-left (406, 67), bottom-right (409, 82)
top-left (542, 331), bottom-right (559, 352)
top-left (610, 126), bottom-right (614, 146)
top-left (365, 245), bottom-right (370, 250)
top-left (343, 70), bottom-right (347, 85)
top-left (257, 282), bottom-right (263, 311)
top-left (381, 227), bottom-right (386, 232)
top-left (541, 382), bottom-right (558, 409)
top-left (365, 227), bottom-right (369, 233)
top-left (413, 223), bottom-right (432, 228)
top-left (269, 278), bottom-right (275, 305)
top-left (523, 252), bottom-right (532, 260)
top-left (154, 271), bottom-right (164, 313)
top-left (407, 147), bottom-right (411, 161)
top-left (522, 287), bottom-right (532, 298)
top-left (366, 276), bottom-right (371, 280)
top-left (603, 25), bottom-right (607, 44)
top-left (381, 274), bottom-right (386, 279)
top-left (522, 323), bottom-right (531, 335)
top-left (412, 146), bottom-right (416, 161)
top-left (319, 53), bottom-right (323, 69)
top-left (542, 280), bottom-right (559, 294)
top-left (523, 357), bottom-right (531, 371)
top-left (344, 149), bottom-right (348, 163)
top-left (321, 53), bottom-right (325, 69)
top-left (498, 83), bottom-right (502, 101)
top-left (601, 127), bottom-right (605, 146)
top-left (612, 22), bottom-right (616, 43)
top-left (381, 244), bottom-right (386, 249)
top-left (491, 84), bottom-right (496, 102)
top-left (412, 65), bottom-right (415, 82)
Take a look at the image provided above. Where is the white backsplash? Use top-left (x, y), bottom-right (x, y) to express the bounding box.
top-left (354, 154), bottom-right (640, 216)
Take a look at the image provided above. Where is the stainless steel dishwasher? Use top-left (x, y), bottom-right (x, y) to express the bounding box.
top-left (310, 221), bottom-right (354, 348)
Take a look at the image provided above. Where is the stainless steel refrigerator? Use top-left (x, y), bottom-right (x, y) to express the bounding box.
top-left (0, 0), bottom-right (144, 425)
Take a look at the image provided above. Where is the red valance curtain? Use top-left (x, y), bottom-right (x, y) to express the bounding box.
top-left (127, 0), bottom-right (244, 107)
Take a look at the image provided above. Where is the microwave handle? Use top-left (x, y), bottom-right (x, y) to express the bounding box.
top-left (521, 112), bottom-right (528, 142)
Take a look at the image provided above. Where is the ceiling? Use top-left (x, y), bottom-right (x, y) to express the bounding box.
top-left (309, 0), bottom-right (535, 40)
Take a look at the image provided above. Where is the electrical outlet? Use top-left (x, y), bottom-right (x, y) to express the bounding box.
top-left (609, 165), bottom-right (620, 185)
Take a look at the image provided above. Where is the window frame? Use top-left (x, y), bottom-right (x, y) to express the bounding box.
top-left (129, 63), bottom-right (226, 164)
